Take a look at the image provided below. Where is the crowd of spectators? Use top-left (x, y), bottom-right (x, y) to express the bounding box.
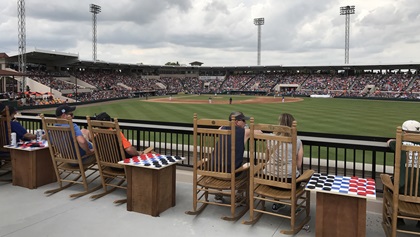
top-left (200, 78), bottom-right (224, 94)
top-left (223, 75), bottom-right (254, 91)
top-left (181, 77), bottom-right (203, 94)
top-left (28, 70), bottom-right (83, 91)
top-left (241, 73), bottom-right (280, 92)
top-left (11, 69), bottom-right (420, 106)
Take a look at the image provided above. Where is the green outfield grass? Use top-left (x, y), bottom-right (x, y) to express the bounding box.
top-left (40, 95), bottom-right (420, 138)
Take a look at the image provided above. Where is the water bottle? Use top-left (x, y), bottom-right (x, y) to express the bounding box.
top-left (36, 129), bottom-right (42, 141)
top-left (11, 132), bottom-right (17, 146)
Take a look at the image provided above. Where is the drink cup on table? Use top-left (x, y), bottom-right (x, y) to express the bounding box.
top-left (11, 132), bottom-right (17, 146)
top-left (36, 129), bottom-right (43, 141)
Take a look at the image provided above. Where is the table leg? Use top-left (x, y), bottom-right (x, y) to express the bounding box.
top-left (126, 166), bottom-right (133, 211)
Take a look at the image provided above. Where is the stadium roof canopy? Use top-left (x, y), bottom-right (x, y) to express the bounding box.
top-left (6, 49), bottom-right (79, 66)
top-left (3, 49), bottom-right (420, 72)
top-left (0, 69), bottom-right (25, 76)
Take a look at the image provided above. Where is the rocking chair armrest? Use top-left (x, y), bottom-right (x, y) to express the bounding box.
top-left (197, 158), bottom-right (209, 167)
top-left (83, 150), bottom-right (95, 157)
top-left (253, 163), bottom-right (265, 175)
top-left (235, 162), bottom-right (250, 173)
top-left (296, 169), bottom-right (315, 183)
top-left (141, 146), bottom-right (154, 154)
top-left (380, 174), bottom-right (393, 190)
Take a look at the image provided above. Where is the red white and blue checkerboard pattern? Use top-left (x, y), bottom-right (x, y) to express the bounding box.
top-left (305, 173), bottom-right (376, 199)
top-left (6, 141), bottom-right (47, 150)
top-left (121, 153), bottom-right (185, 169)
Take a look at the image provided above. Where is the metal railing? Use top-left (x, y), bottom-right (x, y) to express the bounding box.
top-left (18, 113), bottom-right (394, 193)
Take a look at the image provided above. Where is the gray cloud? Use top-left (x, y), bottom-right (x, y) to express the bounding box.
top-left (1, 0), bottom-right (420, 66)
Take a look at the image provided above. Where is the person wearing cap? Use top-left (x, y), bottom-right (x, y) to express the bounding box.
top-left (387, 120), bottom-right (420, 227)
top-left (55, 104), bottom-right (94, 158)
top-left (9, 106), bottom-right (44, 141)
top-left (89, 112), bottom-right (144, 158)
top-left (220, 111), bottom-right (263, 168)
top-left (213, 111), bottom-right (262, 203)
top-left (388, 120), bottom-right (420, 189)
top-left (228, 111), bottom-right (249, 168)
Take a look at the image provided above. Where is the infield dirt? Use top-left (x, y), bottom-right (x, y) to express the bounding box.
top-left (147, 96), bottom-right (303, 104)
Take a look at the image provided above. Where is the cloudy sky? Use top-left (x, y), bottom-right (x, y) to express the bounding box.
top-left (1, 0), bottom-right (420, 66)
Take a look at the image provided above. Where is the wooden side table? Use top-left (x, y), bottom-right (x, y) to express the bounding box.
top-left (125, 164), bottom-right (176, 217)
top-left (315, 192), bottom-right (366, 237)
top-left (305, 173), bottom-right (376, 237)
top-left (120, 155), bottom-right (185, 217)
top-left (9, 146), bottom-right (56, 189)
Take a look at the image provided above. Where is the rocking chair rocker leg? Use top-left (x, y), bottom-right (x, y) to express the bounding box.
top-left (185, 203), bottom-right (208, 215)
top-left (44, 182), bottom-right (76, 195)
top-left (221, 206), bottom-right (248, 221)
top-left (69, 184), bottom-right (102, 198)
top-left (280, 216), bottom-right (310, 235)
top-left (90, 179), bottom-right (125, 200)
top-left (113, 198), bottom-right (127, 204)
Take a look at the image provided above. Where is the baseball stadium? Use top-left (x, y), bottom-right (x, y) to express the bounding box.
top-left (0, 0), bottom-right (420, 234)
top-left (1, 49), bottom-right (419, 236)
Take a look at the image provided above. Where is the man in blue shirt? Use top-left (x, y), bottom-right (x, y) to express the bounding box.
top-left (55, 104), bottom-right (93, 158)
top-left (9, 106), bottom-right (40, 141)
top-left (213, 111), bottom-right (261, 203)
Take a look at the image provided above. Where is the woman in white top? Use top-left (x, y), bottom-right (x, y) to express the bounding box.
top-left (265, 113), bottom-right (304, 212)
top-left (264, 113), bottom-right (304, 179)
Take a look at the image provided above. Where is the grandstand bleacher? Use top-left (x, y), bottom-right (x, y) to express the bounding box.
top-left (1, 50), bottom-right (420, 105)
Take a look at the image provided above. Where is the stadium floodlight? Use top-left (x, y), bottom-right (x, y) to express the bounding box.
top-left (340, 6), bottom-right (355, 64)
top-left (17, 0), bottom-right (27, 92)
top-left (254, 18), bottom-right (265, 66)
top-left (90, 4), bottom-right (101, 61)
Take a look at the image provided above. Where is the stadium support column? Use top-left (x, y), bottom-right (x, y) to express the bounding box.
top-left (17, 0), bottom-right (27, 92)
top-left (75, 78), bottom-right (78, 102)
top-left (254, 18), bottom-right (264, 66)
top-left (340, 6), bottom-right (355, 64)
top-left (90, 4), bottom-right (101, 61)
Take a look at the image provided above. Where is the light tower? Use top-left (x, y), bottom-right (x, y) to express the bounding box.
top-left (90, 4), bottom-right (101, 61)
top-left (254, 18), bottom-right (264, 66)
top-left (340, 5), bottom-right (355, 64)
top-left (17, 0), bottom-right (26, 92)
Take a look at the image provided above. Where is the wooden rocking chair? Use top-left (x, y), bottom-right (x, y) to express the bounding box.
top-left (41, 115), bottom-right (101, 198)
top-left (0, 106), bottom-right (12, 181)
top-left (242, 120), bottom-right (313, 235)
top-left (381, 126), bottom-right (420, 237)
top-left (185, 113), bottom-right (249, 221)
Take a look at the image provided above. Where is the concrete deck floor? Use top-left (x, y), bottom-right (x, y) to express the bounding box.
top-left (0, 169), bottom-right (416, 237)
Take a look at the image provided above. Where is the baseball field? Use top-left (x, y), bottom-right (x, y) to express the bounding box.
top-left (41, 94), bottom-right (420, 138)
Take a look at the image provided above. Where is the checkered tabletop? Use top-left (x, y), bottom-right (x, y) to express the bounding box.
top-left (119, 153), bottom-right (185, 170)
top-left (305, 173), bottom-right (376, 199)
top-left (4, 140), bottom-right (48, 151)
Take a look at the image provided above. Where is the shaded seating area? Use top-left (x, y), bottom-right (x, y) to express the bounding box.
top-left (0, 106), bottom-right (12, 181)
top-left (41, 115), bottom-right (101, 198)
top-left (381, 126), bottom-right (420, 237)
top-left (243, 120), bottom-right (313, 235)
top-left (186, 113), bottom-right (249, 221)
